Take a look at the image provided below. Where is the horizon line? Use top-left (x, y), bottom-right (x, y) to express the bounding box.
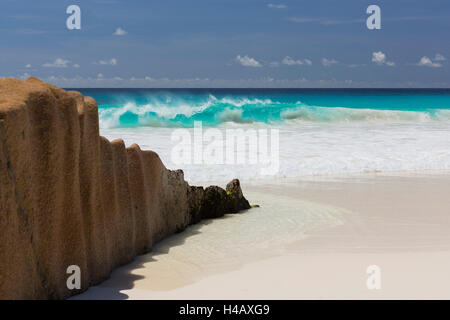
top-left (64, 87), bottom-right (450, 90)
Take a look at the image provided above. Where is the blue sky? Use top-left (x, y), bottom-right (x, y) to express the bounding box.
top-left (1, 0), bottom-right (450, 87)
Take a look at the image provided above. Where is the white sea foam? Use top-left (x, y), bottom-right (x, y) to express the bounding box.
top-left (101, 120), bottom-right (450, 183)
top-left (281, 106), bottom-right (435, 123)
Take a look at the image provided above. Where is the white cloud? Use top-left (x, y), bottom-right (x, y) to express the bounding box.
top-left (95, 58), bottom-right (118, 66)
top-left (371, 52), bottom-right (395, 66)
top-left (236, 55), bottom-right (262, 67)
top-left (25, 64), bottom-right (32, 68)
top-left (97, 73), bottom-right (104, 79)
top-left (73, 64), bottom-right (80, 68)
top-left (113, 27), bottom-right (127, 36)
top-left (322, 58), bottom-right (338, 67)
top-left (19, 73), bottom-right (30, 80)
top-left (417, 56), bottom-right (442, 68)
top-left (268, 4), bottom-right (286, 9)
top-left (282, 56), bottom-right (312, 66)
top-left (434, 54), bottom-right (446, 61)
top-left (372, 52), bottom-right (386, 64)
top-left (282, 56), bottom-right (300, 65)
top-left (43, 58), bottom-right (70, 68)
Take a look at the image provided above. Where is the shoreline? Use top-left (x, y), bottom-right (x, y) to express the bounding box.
top-left (73, 171), bottom-right (450, 299)
top-left (191, 168), bottom-right (450, 187)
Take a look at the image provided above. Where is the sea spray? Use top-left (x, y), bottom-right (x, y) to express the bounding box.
top-left (171, 121), bottom-right (280, 176)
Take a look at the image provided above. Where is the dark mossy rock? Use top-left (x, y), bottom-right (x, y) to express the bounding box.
top-left (198, 186), bottom-right (230, 219)
top-left (187, 179), bottom-right (251, 222)
top-left (187, 186), bottom-right (205, 224)
top-left (226, 179), bottom-right (251, 213)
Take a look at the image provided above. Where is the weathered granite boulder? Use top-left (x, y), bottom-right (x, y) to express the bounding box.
top-left (226, 179), bottom-right (251, 213)
top-left (199, 186), bottom-right (232, 219)
top-left (0, 77), bottom-right (251, 300)
top-left (187, 180), bottom-right (250, 222)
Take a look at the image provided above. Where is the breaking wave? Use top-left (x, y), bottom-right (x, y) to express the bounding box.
top-left (96, 93), bottom-right (450, 128)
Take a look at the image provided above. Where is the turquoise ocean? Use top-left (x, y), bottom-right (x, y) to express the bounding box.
top-left (77, 89), bottom-right (450, 183)
top-left (79, 89), bottom-right (450, 127)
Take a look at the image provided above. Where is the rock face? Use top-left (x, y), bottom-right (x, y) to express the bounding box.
top-left (0, 77), bottom-right (250, 300)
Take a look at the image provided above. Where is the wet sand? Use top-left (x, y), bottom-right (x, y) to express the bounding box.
top-left (73, 172), bottom-right (450, 299)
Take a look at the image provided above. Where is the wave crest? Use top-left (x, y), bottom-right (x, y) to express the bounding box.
top-left (98, 94), bottom-right (450, 128)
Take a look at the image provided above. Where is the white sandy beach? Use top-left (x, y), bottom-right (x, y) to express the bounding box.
top-left (74, 172), bottom-right (450, 300)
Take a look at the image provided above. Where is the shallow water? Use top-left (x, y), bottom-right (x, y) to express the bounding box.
top-left (86, 190), bottom-right (347, 292)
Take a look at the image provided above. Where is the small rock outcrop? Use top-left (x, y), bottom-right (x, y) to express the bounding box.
top-left (0, 77), bottom-right (250, 300)
top-left (187, 179), bottom-right (251, 221)
top-left (226, 179), bottom-right (251, 213)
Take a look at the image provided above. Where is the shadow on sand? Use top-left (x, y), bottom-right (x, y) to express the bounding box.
top-left (71, 218), bottom-right (219, 300)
